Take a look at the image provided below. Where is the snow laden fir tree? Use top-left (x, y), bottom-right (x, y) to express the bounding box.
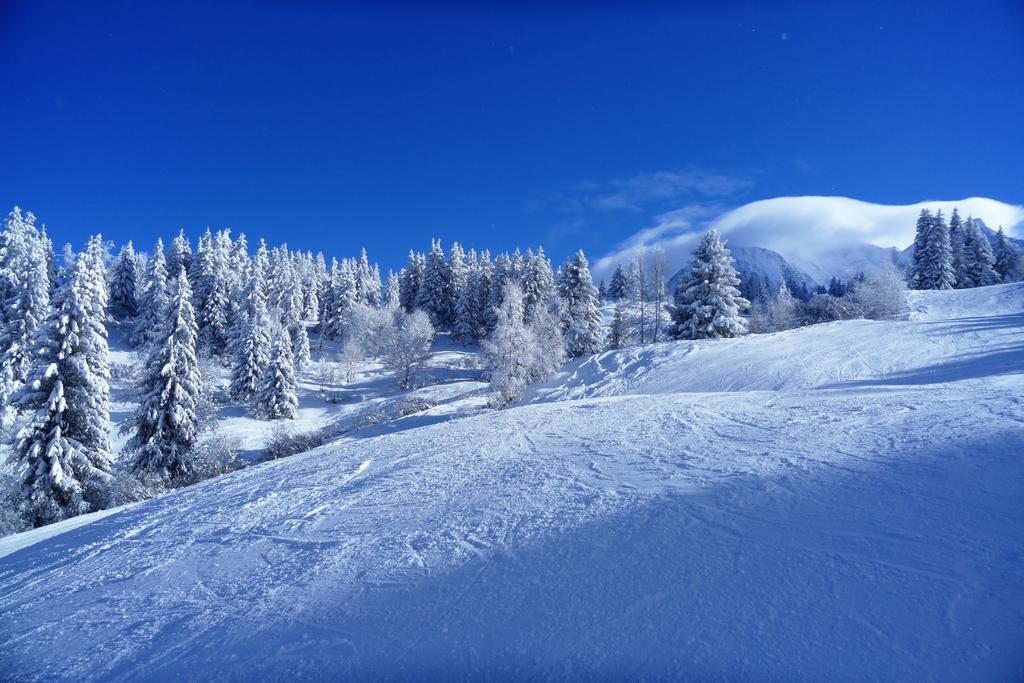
top-left (910, 209), bottom-right (956, 290)
top-left (670, 229), bottom-right (749, 340)
top-left (556, 250), bottom-right (603, 358)
top-left (0, 208), bottom-right (52, 410)
top-left (129, 269), bottom-right (205, 482)
top-left (192, 230), bottom-right (232, 357)
top-left (606, 264), bottom-right (628, 302)
top-left (960, 217), bottom-right (1000, 288)
top-left (992, 228), bottom-right (1019, 282)
top-left (132, 238), bottom-right (169, 347)
top-left (73, 236), bottom-right (114, 458)
top-left (229, 260), bottom-right (272, 401)
top-left (109, 240), bottom-right (139, 320)
top-left (11, 253), bottom-right (114, 526)
top-left (416, 239), bottom-right (454, 329)
top-left (253, 325), bottom-right (299, 420)
top-left (166, 230), bottom-right (193, 280)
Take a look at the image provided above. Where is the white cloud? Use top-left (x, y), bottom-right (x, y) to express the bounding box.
top-left (593, 196), bottom-right (1024, 281)
top-left (532, 168), bottom-right (752, 216)
top-left (591, 204), bottom-right (724, 278)
top-left (588, 170), bottom-right (753, 212)
top-left (715, 196), bottom-right (1024, 253)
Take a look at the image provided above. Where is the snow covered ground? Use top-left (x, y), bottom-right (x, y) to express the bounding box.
top-left (530, 281), bottom-right (1024, 399)
top-left (1, 284), bottom-right (1022, 681)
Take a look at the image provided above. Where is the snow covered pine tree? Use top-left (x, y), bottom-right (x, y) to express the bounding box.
top-left (0, 208), bottom-right (51, 409)
top-left (607, 264), bottom-right (628, 301)
top-left (131, 238), bottom-right (170, 347)
top-left (910, 209), bottom-right (956, 290)
top-left (484, 282), bottom-right (566, 406)
top-left (556, 250), bottom-right (603, 358)
top-left (129, 269), bottom-right (205, 481)
top-left (483, 283), bottom-right (536, 406)
top-left (415, 240), bottom-right (454, 329)
top-left (669, 229), bottom-right (749, 340)
top-left (109, 240), bottom-right (140, 320)
top-left (253, 325), bottom-right (299, 420)
top-left (13, 253), bottom-right (113, 525)
top-left (992, 228), bottom-right (1019, 282)
top-left (960, 216), bottom-right (1000, 288)
top-left (229, 279), bottom-right (272, 401)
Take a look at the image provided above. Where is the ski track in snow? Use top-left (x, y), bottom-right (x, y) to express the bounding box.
top-left (0, 284), bottom-right (1023, 681)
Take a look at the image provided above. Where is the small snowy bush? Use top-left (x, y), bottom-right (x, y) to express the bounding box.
top-left (261, 424), bottom-right (326, 461)
top-left (357, 406), bottom-right (390, 428)
top-left (396, 397), bottom-right (436, 417)
top-left (180, 432), bottom-right (244, 484)
top-left (315, 356), bottom-right (344, 403)
top-left (108, 468), bottom-right (166, 506)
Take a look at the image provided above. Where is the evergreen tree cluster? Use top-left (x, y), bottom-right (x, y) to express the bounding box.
top-left (391, 240), bottom-right (606, 401)
top-left (911, 207), bottom-right (1017, 290)
top-left (0, 211), bottom-right (396, 527)
top-left (1, 209), bottom-right (114, 526)
top-left (396, 240), bottom-right (603, 359)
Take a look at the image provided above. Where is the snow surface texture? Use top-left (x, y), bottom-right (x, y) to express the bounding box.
top-left (2, 285), bottom-right (1023, 681)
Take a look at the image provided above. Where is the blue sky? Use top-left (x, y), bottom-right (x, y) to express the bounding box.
top-left (1, 0), bottom-right (1022, 272)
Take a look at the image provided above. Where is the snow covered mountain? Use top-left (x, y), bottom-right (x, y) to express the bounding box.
top-left (2, 283), bottom-right (1022, 681)
top-left (786, 241), bottom-right (901, 284)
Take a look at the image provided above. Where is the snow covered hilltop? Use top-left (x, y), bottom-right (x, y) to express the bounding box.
top-left (2, 278), bottom-right (1023, 679)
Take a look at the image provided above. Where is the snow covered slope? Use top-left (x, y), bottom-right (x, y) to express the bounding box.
top-left (1, 285), bottom-right (1023, 681)
top-left (530, 282), bottom-right (1024, 399)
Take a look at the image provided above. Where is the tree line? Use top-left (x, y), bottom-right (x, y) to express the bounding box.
top-left (3, 203), bottom-right (1016, 530)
